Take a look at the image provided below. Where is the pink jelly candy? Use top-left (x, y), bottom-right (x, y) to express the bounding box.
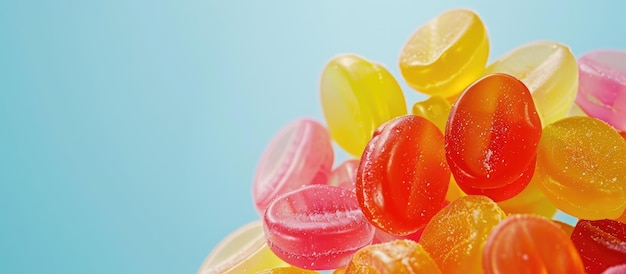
top-left (253, 118), bottom-right (334, 216)
top-left (263, 184), bottom-right (375, 270)
top-left (576, 50), bottom-right (626, 131)
top-left (327, 159), bottom-right (359, 191)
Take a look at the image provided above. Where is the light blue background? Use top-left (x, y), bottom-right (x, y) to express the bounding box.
top-left (0, 1), bottom-right (623, 273)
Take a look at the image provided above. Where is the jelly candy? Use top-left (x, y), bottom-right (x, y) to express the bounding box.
top-left (320, 54), bottom-right (407, 156)
top-left (356, 115), bottom-right (450, 235)
top-left (535, 116), bottom-right (626, 220)
top-left (445, 177), bottom-right (466, 202)
top-left (263, 185), bottom-right (375, 270)
top-left (445, 73), bottom-right (542, 202)
top-left (482, 41), bottom-right (578, 125)
top-left (344, 240), bottom-right (441, 274)
top-left (571, 219), bottom-right (626, 274)
top-left (411, 96), bottom-right (451, 132)
top-left (603, 264), bottom-right (626, 274)
top-left (420, 195), bottom-right (507, 274)
top-left (483, 214), bottom-right (585, 274)
top-left (371, 200), bottom-right (449, 244)
top-left (327, 159), bottom-right (359, 191)
top-left (399, 8), bottom-right (489, 97)
top-left (576, 50), bottom-right (626, 131)
top-left (496, 179), bottom-right (557, 219)
top-left (252, 118), bottom-right (334, 217)
top-left (197, 221), bottom-right (288, 274)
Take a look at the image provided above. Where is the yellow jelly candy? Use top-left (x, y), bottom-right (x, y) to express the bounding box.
top-left (497, 179), bottom-right (557, 219)
top-left (399, 9), bottom-right (489, 97)
top-left (411, 96), bottom-right (451, 132)
top-left (320, 54), bottom-right (407, 156)
top-left (197, 221), bottom-right (288, 274)
top-left (482, 41), bottom-right (578, 126)
top-left (535, 116), bottom-right (626, 220)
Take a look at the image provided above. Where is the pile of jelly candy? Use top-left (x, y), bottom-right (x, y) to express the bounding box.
top-left (199, 8), bottom-right (626, 274)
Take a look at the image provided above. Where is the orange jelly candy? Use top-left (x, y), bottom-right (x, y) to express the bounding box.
top-left (420, 195), bottom-right (506, 273)
top-left (483, 214), bottom-right (585, 274)
top-left (345, 240), bottom-right (441, 273)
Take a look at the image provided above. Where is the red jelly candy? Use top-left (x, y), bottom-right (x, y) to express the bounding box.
top-left (356, 115), bottom-right (450, 235)
top-left (264, 185), bottom-right (375, 270)
top-left (571, 219), bottom-right (626, 274)
top-left (445, 73), bottom-right (542, 201)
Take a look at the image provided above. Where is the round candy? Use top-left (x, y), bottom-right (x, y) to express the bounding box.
top-left (535, 116), bottom-right (626, 220)
top-left (576, 50), bottom-right (626, 131)
top-left (445, 73), bottom-right (542, 201)
top-left (399, 8), bottom-right (489, 97)
top-left (420, 195), bottom-right (507, 273)
top-left (411, 96), bottom-right (451, 132)
top-left (571, 219), bottom-right (626, 274)
top-left (482, 41), bottom-right (578, 125)
top-left (263, 185), bottom-right (375, 270)
top-left (197, 221), bottom-right (288, 274)
top-left (252, 118), bottom-right (334, 216)
top-left (344, 240), bottom-right (441, 273)
top-left (320, 54), bottom-right (407, 156)
top-left (483, 215), bottom-right (585, 274)
top-left (357, 115), bottom-right (450, 235)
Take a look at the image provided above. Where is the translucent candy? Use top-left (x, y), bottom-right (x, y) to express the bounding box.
top-left (445, 73), bottom-right (542, 201)
top-left (357, 115), bottom-right (450, 235)
top-left (482, 41), bottom-right (578, 125)
top-left (344, 240), bottom-right (441, 273)
top-left (263, 185), bottom-right (375, 270)
top-left (576, 50), bottom-right (626, 131)
top-left (483, 215), bottom-right (585, 274)
top-left (327, 159), bottom-right (359, 191)
top-left (399, 8), bottom-right (489, 97)
top-left (252, 118), bottom-right (334, 216)
top-left (571, 219), bottom-right (626, 274)
top-left (497, 179), bottom-right (557, 219)
top-left (320, 54), bottom-right (407, 156)
top-left (535, 116), bottom-right (626, 220)
top-left (420, 195), bottom-right (507, 274)
top-left (411, 96), bottom-right (451, 132)
top-left (197, 221), bottom-right (288, 274)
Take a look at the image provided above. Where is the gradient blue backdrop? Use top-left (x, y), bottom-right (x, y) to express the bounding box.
top-left (0, 1), bottom-right (623, 273)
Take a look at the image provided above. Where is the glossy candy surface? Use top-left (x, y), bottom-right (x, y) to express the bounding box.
top-left (535, 116), bottom-right (626, 220)
top-left (411, 96), bottom-right (451, 132)
top-left (420, 196), bottom-right (507, 274)
top-left (483, 215), bottom-right (585, 274)
top-left (253, 119), bottom-right (334, 216)
top-left (345, 240), bottom-right (441, 274)
top-left (571, 219), bottom-right (626, 274)
top-left (603, 264), bottom-right (626, 274)
top-left (496, 179), bottom-right (557, 218)
top-left (482, 41), bottom-right (578, 125)
top-left (327, 159), bottom-right (359, 191)
top-left (264, 185), bottom-right (375, 270)
top-left (356, 115), bottom-right (450, 235)
top-left (320, 54), bottom-right (407, 156)
top-left (197, 221), bottom-right (288, 274)
top-left (576, 50), bottom-right (626, 131)
top-left (399, 8), bottom-right (489, 97)
top-left (445, 73), bottom-right (542, 201)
